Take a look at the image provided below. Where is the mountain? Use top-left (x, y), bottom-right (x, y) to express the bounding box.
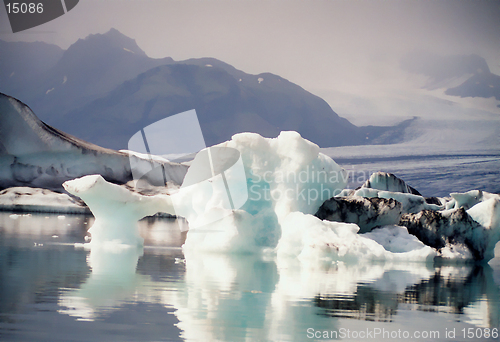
top-left (1, 29), bottom-right (173, 120)
top-left (53, 62), bottom-right (413, 149)
top-left (445, 71), bottom-right (500, 102)
top-left (1, 29), bottom-right (412, 149)
top-left (401, 51), bottom-right (500, 104)
top-left (0, 40), bottom-right (63, 98)
top-left (400, 51), bottom-right (490, 82)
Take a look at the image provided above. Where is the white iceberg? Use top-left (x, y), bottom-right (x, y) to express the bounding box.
top-left (63, 131), bottom-right (500, 262)
top-left (179, 131), bottom-right (348, 252)
top-left (63, 174), bottom-right (173, 248)
top-left (277, 212), bottom-right (436, 264)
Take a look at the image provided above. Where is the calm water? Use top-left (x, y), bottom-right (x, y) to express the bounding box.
top-left (322, 145), bottom-right (500, 197)
top-left (2, 212), bottom-right (500, 341)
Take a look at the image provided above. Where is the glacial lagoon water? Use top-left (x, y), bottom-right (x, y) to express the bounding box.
top-left (2, 212), bottom-right (500, 342)
top-left (1, 148), bottom-right (500, 341)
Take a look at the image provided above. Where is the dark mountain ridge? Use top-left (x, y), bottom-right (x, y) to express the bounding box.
top-left (1, 29), bottom-right (414, 149)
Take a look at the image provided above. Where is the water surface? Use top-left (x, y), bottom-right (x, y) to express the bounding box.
top-left (1, 212), bottom-right (500, 341)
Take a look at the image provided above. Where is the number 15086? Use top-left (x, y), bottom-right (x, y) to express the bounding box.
top-left (6, 3), bottom-right (43, 14)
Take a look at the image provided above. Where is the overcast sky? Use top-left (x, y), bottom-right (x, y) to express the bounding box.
top-left (1, 0), bottom-right (500, 125)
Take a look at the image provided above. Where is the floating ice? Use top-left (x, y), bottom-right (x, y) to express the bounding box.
top-left (0, 187), bottom-right (89, 214)
top-left (0, 93), bottom-right (188, 191)
top-left (181, 131), bottom-right (348, 252)
top-left (64, 174), bottom-right (173, 248)
top-left (64, 131), bottom-right (500, 263)
top-left (277, 212), bottom-right (436, 264)
top-left (315, 196), bottom-right (402, 233)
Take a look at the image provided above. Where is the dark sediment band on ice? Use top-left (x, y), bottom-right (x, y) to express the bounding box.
top-left (399, 208), bottom-right (487, 260)
top-left (315, 197), bottom-right (402, 233)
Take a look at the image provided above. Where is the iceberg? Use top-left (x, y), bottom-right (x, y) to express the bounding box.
top-left (172, 131), bottom-right (348, 252)
top-left (65, 131), bottom-right (348, 252)
top-left (0, 186), bottom-right (90, 214)
top-left (360, 171), bottom-right (422, 195)
top-left (63, 130), bottom-right (500, 262)
top-left (0, 93), bottom-right (188, 192)
top-left (63, 174), bottom-right (173, 248)
top-left (315, 196), bottom-right (402, 233)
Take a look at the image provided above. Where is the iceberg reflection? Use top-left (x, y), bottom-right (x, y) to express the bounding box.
top-left (174, 251), bottom-right (500, 341)
top-left (58, 246), bottom-right (145, 320)
top-left (7, 216), bottom-right (496, 341)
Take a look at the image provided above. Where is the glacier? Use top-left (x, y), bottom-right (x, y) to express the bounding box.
top-left (63, 131), bottom-right (500, 263)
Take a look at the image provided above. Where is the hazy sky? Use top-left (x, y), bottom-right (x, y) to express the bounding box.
top-left (1, 0), bottom-right (500, 124)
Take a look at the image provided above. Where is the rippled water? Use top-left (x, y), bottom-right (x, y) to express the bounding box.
top-left (322, 145), bottom-right (500, 197)
top-left (1, 213), bottom-right (500, 341)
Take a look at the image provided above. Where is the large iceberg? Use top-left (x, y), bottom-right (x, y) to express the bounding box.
top-left (180, 131), bottom-right (348, 252)
top-left (0, 93), bottom-right (188, 191)
top-left (65, 131), bottom-right (347, 252)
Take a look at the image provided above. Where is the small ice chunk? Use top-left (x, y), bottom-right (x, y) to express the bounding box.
top-left (64, 174), bottom-right (174, 247)
top-left (277, 212), bottom-right (436, 264)
top-left (361, 172), bottom-right (420, 195)
top-left (363, 225), bottom-right (431, 254)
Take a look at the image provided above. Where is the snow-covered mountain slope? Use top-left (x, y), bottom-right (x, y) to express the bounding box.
top-left (401, 51), bottom-right (500, 104)
top-left (0, 93), bottom-right (188, 191)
